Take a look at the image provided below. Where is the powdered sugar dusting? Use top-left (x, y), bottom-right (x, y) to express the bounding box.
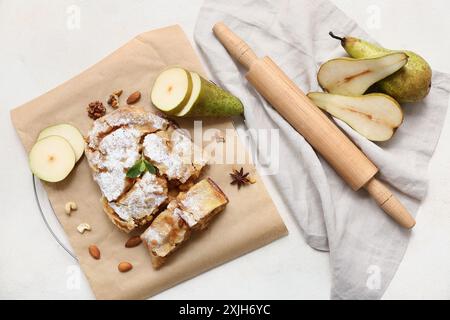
top-left (99, 127), bottom-right (141, 168)
top-left (174, 207), bottom-right (197, 228)
top-left (85, 107), bottom-right (209, 231)
top-left (178, 179), bottom-right (226, 223)
top-left (91, 127), bottom-right (141, 201)
top-left (180, 188), bottom-right (204, 216)
top-left (143, 129), bottom-right (205, 183)
top-left (85, 108), bottom-right (169, 204)
top-left (94, 168), bottom-right (127, 202)
top-left (86, 107), bottom-right (168, 150)
top-left (105, 111), bottom-right (168, 130)
top-left (87, 119), bottom-right (109, 149)
top-left (108, 172), bottom-right (167, 222)
top-left (142, 208), bottom-right (186, 248)
top-left (142, 227), bottom-right (164, 245)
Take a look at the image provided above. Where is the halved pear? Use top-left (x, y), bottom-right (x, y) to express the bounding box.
top-left (175, 71), bottom-right (202, 117)
top-left (151, 67), bottom-right (192, 114)
top-left (317, 52), bottom-right (408, 96)
top-left (174, 70), bottom-right (244, 117)
top-left (29, 135), bottom-right (76, 182)
top-left (307, 92), bottom-right (403, 142)
top-left (38, 124), bottom-right (85, 161)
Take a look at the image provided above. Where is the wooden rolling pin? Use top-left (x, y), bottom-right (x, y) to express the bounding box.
top-left (213, 22), bottom-right (415, 229)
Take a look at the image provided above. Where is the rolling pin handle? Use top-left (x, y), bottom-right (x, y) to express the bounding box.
top-left (364, 178), bottom-right (416, 229)
top-left (213, 22), bottom-right (258, 70)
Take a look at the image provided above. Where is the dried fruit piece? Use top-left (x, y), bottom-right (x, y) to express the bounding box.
top-left (77, 223), bottom-right (91, 234)
top-left (88, 245), bottom-right (100, 260)
top-left (118, 262), bottom-right (133, 272)
top-left (126, 91), bottom-right (141, 105)
top-left (125, 236), bottom-right (142, 248)
top-left (64, 201), bottom-right (77, 215)
top-left (87, 101), bottom-right (106, 119)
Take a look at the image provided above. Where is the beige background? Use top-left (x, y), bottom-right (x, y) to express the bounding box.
top-left (1, 0), bottom-right (450, 299)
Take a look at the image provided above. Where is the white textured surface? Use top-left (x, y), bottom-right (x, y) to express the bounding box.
top-left (0, 0), bottom-right (449, 299)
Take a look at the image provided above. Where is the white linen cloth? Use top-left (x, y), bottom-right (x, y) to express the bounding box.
top-left (194, 0), bottom-right (450, 299)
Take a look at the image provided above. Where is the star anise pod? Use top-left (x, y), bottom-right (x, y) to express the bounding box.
top-left (230, 167), bottom-right (251, 189)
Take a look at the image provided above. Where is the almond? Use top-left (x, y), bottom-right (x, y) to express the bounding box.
top-left (88, 245), bottom-right (100, 260)
top-left (125, 236), bottom-right (142, 248)
top-left (126, 91), bottom-right (141, 104)
top-left (118, 261), bottom-right (133, 273)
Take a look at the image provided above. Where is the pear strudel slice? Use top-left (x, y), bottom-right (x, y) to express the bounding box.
top-left (85, 107), bottom-right (206, 232)
top-left (141, 178), bottom-right (229, 268)
top-left (140, 203), bottom-right (191, 269)
top-left (143, 125), bottom-right (206, 188)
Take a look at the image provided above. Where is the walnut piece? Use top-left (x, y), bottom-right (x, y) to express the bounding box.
top-left (87, 101), bottom-right (106, 119)
top-left (107, 90), bottom-right (122, 109)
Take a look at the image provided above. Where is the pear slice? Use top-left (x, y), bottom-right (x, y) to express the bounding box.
top-left (38, 124), bottom-right (85, 161)
top-left (175, 71), bottom-right (202, 117)
top-left (151, 67), bottom-right (193, 114)
top-left (174, 70), bottom-right (244, 117)
top-left (317, 52), bottom-right (408, 96)
top-left (307, 92), bottom-right (403, 142)
top-left (29, 135), bottom-right (76, 182)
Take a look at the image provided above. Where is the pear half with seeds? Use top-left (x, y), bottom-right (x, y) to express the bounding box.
top-left (317, 52), bottom-right (408, 96)
top-left (330, 32), bottom-right (432, 103)
top-left (307, 92), bottom-right (403, 142)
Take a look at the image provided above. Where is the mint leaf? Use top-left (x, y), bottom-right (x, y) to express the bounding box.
top-left (144, 160), bottom-right (157, 174)
top-left (139, 160), bottom-right (146, 172)
top-left (127, 159), bottom-right (147, 178)
top-left (126, 158), bottom-right (157, 178)
top-left (126, 161), bottom-right (144, 178)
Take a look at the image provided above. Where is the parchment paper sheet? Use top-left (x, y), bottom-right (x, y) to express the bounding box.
top-left (10, 25), bottom-right (287, 299)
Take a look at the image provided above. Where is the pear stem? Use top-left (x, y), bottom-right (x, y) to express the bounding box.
top-left (329, 31), bottom-right (344, 42)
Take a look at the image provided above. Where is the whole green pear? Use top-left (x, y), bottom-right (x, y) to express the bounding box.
top-left (329, 32), bottom-right (432, 103)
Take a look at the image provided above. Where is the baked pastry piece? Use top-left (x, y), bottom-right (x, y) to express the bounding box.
top-left (141, 178), bottom-right (229, 268)
top-left (143, 125), bottom-right (206, 188)
top-left (140, 203), bottom-right (191, 269)
top-left (85, 107), bottom-right (206, 232)
top-left (101, 172), bottom-right (168, 232)
top-left (86, 107), bottom-right (228, 266)
top-left (175, 178), bottom-right (229, 230)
